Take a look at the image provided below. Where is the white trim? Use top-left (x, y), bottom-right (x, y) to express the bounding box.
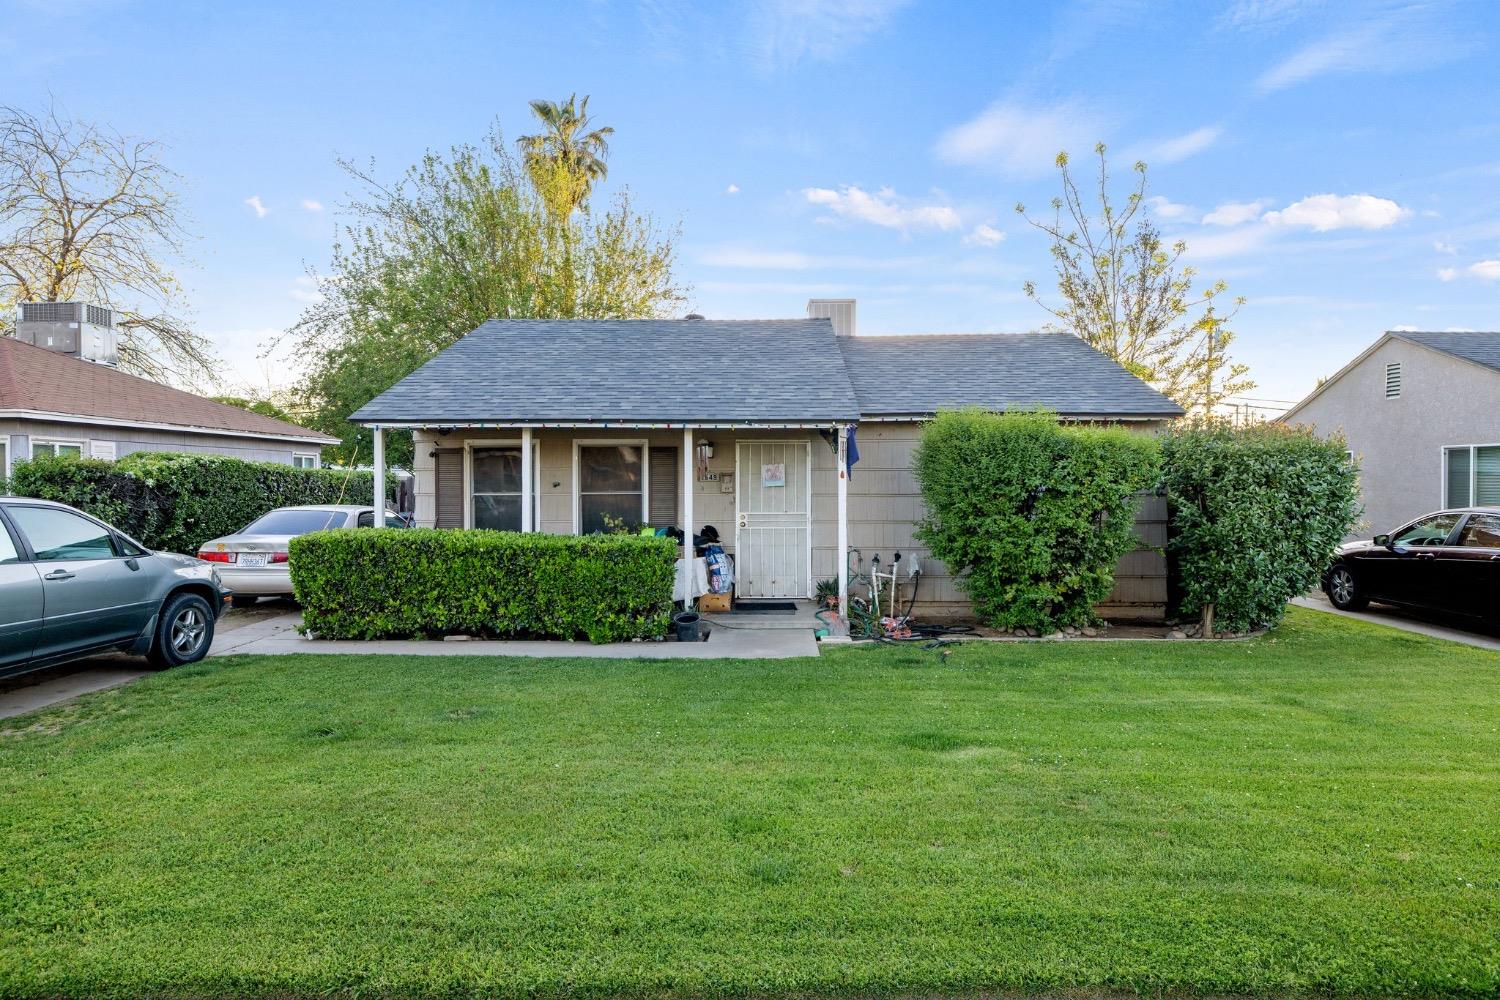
top-left (463, 438), bottom-right (540, 531)
top-left (682, 427), bottom-right (694, 610)
top-left (571, 439), bottom-right (649, 535)
top-left (1442, 442), bottom-right (1500, 508)
top-left (30, 437), bottom-right (85, 460)
top-left (0, 435), bottom-right (9, 480)
top-left (837, 424), bottom-right (848, 619)
top-left (0, 408), bottom-right (339, 445)
top-left (372, 427), bottom-right (386, 528)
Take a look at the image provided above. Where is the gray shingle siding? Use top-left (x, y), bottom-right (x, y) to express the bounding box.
top-left (1395, 331), bottom-right (1500, 375)
top-left (351, 320), bottom-right (1181, 425)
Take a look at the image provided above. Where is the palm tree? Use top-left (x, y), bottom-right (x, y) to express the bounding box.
top-left (518, 94), bottom-right (614, 215)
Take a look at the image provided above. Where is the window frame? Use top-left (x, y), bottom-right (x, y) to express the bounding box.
top-left (0, 437), bottom-right (8, 482)
top-left (463, 439), bottom-right (539, 532)
top-left (291, 452), bottom-right (320, 470)
top-left (4, 502), bottom-right (130, 562)
top-left (572, 439), bottom-right (650, 535)
top-left (1443, 442), bottom-right (1500, 508)
top-left (30, 439), bottom-right (85, 461)
top-left (1456, 512), bottom-right (1500, 549)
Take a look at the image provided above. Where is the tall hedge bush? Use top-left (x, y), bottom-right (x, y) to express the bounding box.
top-left (1161, 420), bottom-right (1360, 634)
top-left (291, 529), bottom-right (675, 643)
top-left (7, 451), bottom-right (386, 553)
top-left (913, 408), bottom-right (1162, 632)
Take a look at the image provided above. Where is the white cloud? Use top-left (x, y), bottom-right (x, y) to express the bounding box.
top-left (934, 98), bottom-right (1106, 178)
top-left (1145, 196), bottom-right (1193, 220)
top-left (1390, 324), bottom-right (1421, 331)
top-left (1219, 0), bottom-right (1320, 31)
top-left (301, 199), bottom-right (324, 212)
top-left (1254, 5), bottom-right (1474, 94)
top-left (725, 184), bottom-right (740, 195)
top-left (1470, 260), bottom-right (1500, 281)
top-left (1176, 224), bottom-right (1276, 261)
top-left (1434, 240), bottom-right (1457, 254)
top-left (963, 223), bottom-right (1005, 247)
top-left (1138, 125), bottom-right (1223, 165)
top-left (747, 0), bottom-right (912, 71)
top-left (243, 195), bottom-right (267, 218)
top-left (1262, 193), bottom-right (1409, 231)
top-left (1202, 199), bottom-right (1268, 226)
top-left (289, 276), bottom-right (323, 304)
top-left (1437, 267), bottom-right (1458, 282)
top-left (802, 185), bottom-right (962, 233)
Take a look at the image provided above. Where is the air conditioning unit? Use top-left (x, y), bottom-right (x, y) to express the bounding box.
top-left (15, 302), bottom-right (119, 366)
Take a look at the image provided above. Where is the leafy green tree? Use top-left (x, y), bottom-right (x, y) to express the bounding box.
top-left (1017, 143), bottom-right (1253, 415)
top-left (210, 395), bottom-right (298, 423)
top-left (518, 94), bottom-right (614, 217)
top-left (286, 123), bottom-right (684, 467)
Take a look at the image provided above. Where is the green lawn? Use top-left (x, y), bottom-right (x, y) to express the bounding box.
top-left (1, 607), bottom-right (1497, 999)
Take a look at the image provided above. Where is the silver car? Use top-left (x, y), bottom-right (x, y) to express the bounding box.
top-left (1, 498), bottom-right (230, 678)
top-left (198, 504), bottom-right (408, 605)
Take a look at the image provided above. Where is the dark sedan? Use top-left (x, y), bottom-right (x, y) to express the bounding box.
top-left (1324, 508), bottom-right (1500, 621)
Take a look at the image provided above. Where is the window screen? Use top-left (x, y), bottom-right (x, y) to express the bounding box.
top-left (579, 445), bottom-right (643, 534)
top-left (472, 447), bottom-right (527, 531)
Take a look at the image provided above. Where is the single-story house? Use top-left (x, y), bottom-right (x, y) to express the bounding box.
top-left (1, 335), bottom-right (338, 480)
top-left (1280, 330), bottom-right (1500, 536)
top-left (351, 300), bottom-right (1184, 617)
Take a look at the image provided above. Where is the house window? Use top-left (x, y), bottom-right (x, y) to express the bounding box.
top-left (31, 440), bottom-right (84, 460)
top-left (470, 445), bottom-right (535, 531)
top-left (292, 453), bottom-right (319, 470)
top-left (1384, 362), bottom-right (1402, 398)
top-left (0, 439), bottom-right (7, 481)
top-left (576, 443), bottom-right (646, 534)
top-left (1445, 444), bottom-right (1500, 507)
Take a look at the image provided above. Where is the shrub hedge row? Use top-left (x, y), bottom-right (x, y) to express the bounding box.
top-left (1162, 420), bottom-right (1359, 633)
top-left (7, 452), bottom-right (385, 554)
top-left (290, 529), bottom-right (676, 643)
top-left (913, 408), bottom-right (1162, 632)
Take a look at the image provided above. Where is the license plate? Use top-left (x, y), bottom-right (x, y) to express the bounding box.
top-left (238, 553), bottom-right (269, 568)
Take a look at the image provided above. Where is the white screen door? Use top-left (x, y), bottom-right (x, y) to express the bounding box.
top-left (736, 439), bottom-right (811, 599)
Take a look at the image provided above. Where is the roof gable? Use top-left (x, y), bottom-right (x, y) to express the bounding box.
top-left (1393, 331), bottom-right (1500, 375)
top-left (0, 337), bottom-right (334, 443)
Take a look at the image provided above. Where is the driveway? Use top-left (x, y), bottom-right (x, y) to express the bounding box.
top-left (1291, 593), bottom-right (1500, 652)
top-left (0, 600), bottom-right (296, 721)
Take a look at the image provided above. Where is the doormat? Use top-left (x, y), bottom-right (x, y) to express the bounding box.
top-left (731, 601), bottom-right (798, 615)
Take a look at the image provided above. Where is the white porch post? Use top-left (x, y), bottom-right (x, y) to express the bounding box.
top-left (372, 426), bottom-right (386, 527)
top-left (520, 426), bottom-right (534, 532)
top-left (682, 427), bottom-right (695, 609)
top-left (837, 424), bottom-right (849, 621)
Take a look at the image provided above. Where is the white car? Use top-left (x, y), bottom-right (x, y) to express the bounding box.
top-left (197, 504), bottom-right (408, 606)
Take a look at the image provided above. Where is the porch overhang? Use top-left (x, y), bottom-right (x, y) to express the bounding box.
top-left (357, 419), bottom-right (855, 430)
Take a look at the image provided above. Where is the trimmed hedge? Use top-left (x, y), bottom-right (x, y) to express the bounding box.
top-left (7, 451), bottom-right (385, 554)
top-left (290, 529), bottom-right (676, 643)
top-left (913, 408), bottom-right (1162, 632)
top-left (1162, 420), bottom-right (1360, 634)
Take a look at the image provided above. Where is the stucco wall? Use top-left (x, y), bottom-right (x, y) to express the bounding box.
top-left (413, 421), bottom-right (1168, 620)
top-left (1284, 338), bottom-right (1500, 537)
top-left (1, 419), bottom-right (317, 481)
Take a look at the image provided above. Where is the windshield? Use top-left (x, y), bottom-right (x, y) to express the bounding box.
top-left (240, 509), bottom-right (348, 535)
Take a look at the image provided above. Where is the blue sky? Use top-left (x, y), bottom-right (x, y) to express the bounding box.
top-left (3, 0), bottom-right (1497, 409)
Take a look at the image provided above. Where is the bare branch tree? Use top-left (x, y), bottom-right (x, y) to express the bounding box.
top-left (1017, 143), bottom-right (1252, 414)
top-left (0, 104), bottom-right (214, 384)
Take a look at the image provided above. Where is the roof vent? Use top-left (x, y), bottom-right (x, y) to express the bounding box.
top-left (807, 298), bottom-right (856, 337)
top-left (1385, 361), bottom-right (1402, 398)
top-left (683, 312), bottom-right (705, 320)
top-left (14, 301), bottom-right (119, 366)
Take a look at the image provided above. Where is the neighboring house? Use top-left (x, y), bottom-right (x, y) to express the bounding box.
top-left (350, 300), bottom-right (1183, 619)
top-left (0, 335), bottom-right (338, 480)
top-left (1280, 330), bottom-right (1500, 536)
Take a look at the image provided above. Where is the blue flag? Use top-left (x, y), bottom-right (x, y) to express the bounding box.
top-left (846, 424), bottom-right (860, 481)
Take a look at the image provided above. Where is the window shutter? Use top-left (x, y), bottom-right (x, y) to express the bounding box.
top-left (435, 449), bottom-right (464, 528)
top-left (1384, 362), bottom-right (1402, 398)
top-left (649, 447), bottom-right (678, 527)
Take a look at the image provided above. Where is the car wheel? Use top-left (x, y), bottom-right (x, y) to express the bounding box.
top-left (230, 594), bottom-right (259, 609)
top-left (149, 592), bottom-right (216, 668)
top-left (1326, 564), bottom-right (1369, 611)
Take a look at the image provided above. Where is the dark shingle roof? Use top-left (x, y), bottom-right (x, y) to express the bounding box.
top-left (1393, 331), bottom-right (1500, 374)
top-left (350, 321), bottom-right (1182, 425)
top-left (837, 332), bottom-right (1184, 418)
top-left (350, 319), bottom-right (862, 424)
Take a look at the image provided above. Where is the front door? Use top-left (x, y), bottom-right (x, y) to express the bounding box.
top-left (736, 439), bottom-right (810, 599)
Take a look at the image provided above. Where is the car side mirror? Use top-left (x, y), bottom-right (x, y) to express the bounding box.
top-left (1373, 533), bottom-right (1392, 549)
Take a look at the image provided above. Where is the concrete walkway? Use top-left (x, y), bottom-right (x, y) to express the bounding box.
top-left (212, 610), bottom-right (819, 660)
top-left (1292, 594), bottom-right (1500, 652)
